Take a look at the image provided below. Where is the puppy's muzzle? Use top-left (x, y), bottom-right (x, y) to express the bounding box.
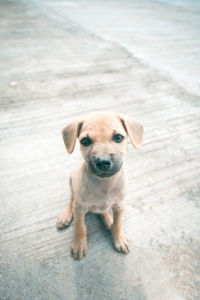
top-left (88, 154), bottom-right (122, 178)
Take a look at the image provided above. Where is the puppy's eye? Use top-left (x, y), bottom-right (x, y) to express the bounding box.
top-left (80, 137), bottom-right (92, 147)
top-left (113, 134), bottom-right (124, 143)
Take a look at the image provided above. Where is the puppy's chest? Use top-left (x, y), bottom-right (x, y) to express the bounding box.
top-left (81, 182), bottom-right (125, 213)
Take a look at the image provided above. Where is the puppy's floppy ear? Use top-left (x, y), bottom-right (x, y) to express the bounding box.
top-left (119, 115), bottom-right (144, 149)
top-left (62, 120), bottom-right (83, 154)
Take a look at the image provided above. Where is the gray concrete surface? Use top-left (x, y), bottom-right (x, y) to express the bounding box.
top-left (0, 0), bottom-right (200, 299)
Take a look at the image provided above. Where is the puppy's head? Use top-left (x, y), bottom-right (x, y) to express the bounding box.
top-left (62, 112), bottom-right (143, 178)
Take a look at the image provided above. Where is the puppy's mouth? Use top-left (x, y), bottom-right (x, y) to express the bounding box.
top-left (87, 156), bottom-right (123, 178)
top-left (95, 172), bottom-right (117, 178)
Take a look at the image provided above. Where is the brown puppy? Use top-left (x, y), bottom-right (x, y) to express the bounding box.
top-left (57, 112), bottom-right (143, 260)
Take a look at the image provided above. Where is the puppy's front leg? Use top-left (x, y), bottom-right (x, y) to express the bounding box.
top-left (111, 205), bottom-right (130, 254)
top-left (70, 208), bottom-right (88, 260)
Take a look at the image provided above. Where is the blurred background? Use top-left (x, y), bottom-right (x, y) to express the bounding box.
top-left (0, 0), bottom-right (200, 299)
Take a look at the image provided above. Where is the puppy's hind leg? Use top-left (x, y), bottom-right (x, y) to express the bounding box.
top-left (101, 211), bottom-right (113, 230)
top-left (56, 179), bottom-right (74, 229)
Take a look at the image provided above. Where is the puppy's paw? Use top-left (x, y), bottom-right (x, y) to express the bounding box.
top-left (56, 211), bottom-right (73, 229)
top-left (70, 238), bottom-right (88, 260)
top-left (113, 234), bottom-right (130, 254)
top-left (101, 212), bottom-right (113, 230)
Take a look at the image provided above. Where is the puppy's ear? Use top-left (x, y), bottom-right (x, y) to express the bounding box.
top-left (62, 120), bottom-right (83, 154)
top-left (119, 115), bottom-right (144, 149)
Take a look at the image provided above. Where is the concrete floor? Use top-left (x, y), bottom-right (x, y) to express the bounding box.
top-left (0, 0), bottom-right (200, 299)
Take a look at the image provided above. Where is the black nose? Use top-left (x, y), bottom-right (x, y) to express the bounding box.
top-left (95, 156), bottom-right (112, 170)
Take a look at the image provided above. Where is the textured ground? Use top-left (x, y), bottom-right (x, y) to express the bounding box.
top-left (0, 0), bottom-right (200, 299)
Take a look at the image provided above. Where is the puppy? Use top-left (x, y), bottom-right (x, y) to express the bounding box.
top-left (57, 112), bottom-right (143, 259)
